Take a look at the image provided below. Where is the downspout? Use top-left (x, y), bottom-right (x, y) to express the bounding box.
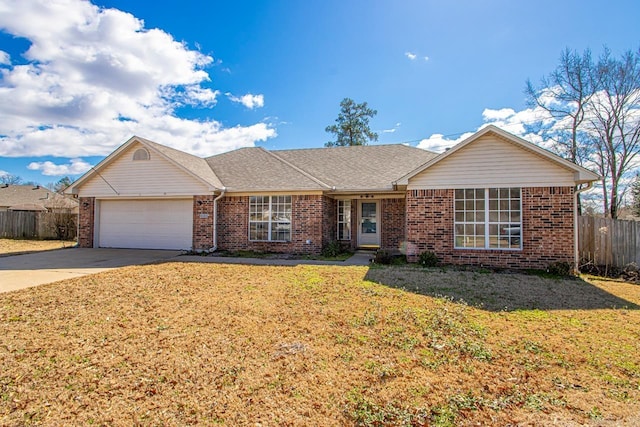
top-left (210, 188), bottom-right (226, 252)
top-left (574, 181), bottom-right (594, 273)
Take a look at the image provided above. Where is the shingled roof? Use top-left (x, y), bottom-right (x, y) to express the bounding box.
top-left (0, 185), bottom-right (78, 210)
top-left (206, 147), bottom-right (329, 192)
top-left (273, 144), bottom-right (437, 191)
top-left (206, 144), bottom-right (437, 192)
top-left (71, 136), bottom-right (439, 194)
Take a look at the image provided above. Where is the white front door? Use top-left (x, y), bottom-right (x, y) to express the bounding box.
top-left (358, 200), bottom-right (380, 247)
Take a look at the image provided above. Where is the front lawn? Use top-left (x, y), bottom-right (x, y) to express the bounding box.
top-left (1, 263), bottom-right (639, 425)
top-left (0, 238), bottom-right (76, 257)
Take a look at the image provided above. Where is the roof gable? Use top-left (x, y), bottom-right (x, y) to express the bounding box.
top-left (69, 136), bottom-right (223, 194)
top-left (398, 125), bottom-right (600, 186)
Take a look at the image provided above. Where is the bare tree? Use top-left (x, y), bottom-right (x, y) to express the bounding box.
top-left (526, 49), bottom-right (598, 214)
top-left (526, 48), bottom-right (596, 165)
top-left (527, 46), bottom-right (640, 219)
top-left (0, 173), bottom-right (23, 185)
top-left (587, 48), bottom-right (640, 219)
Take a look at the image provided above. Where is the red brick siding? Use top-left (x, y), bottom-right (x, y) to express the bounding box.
top-left (351, 199), bottom-right (359, 250)
top-left (381, 198), bottom-right (405, 251)
top-left (323, 196), bottom-right (337, 247)
top-left (193, 195), bottom-right (214, 250)
top-left (217, 195), bottom-right (325, 254)
top-left (78, 197), bottom-right (95, 248)
top-left (406, 187), bottom-right (574, 269)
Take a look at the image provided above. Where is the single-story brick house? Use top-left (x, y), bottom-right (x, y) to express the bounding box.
top-left (68, 125), bottom-right (599, 269)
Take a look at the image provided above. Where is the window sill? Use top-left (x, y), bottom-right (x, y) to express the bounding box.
top-left (454, 247), bottom-right (522, 251)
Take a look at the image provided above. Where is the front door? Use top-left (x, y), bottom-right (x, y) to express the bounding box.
top-left (358, 200), bottom-right (380, 247)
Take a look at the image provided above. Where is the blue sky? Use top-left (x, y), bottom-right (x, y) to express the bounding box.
top-left (0, 0), bottom-right (639, 185)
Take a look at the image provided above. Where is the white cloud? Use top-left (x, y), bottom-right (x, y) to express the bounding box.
top-left (424, 56), bottom-right (430, 61)
top-left (416, 106), bottom-right (552, 153)
top-left (226, 93), bottom-right (265, 109)
top-left (405, 51), bottom-right (417, 60)
top-left (0, 169), bottom-right (8, 177)
top-left (0, 0), bottom-right (275, 159)
top-left (417, 132), bottom-right (474, 152)
top-left (27, 158), bottom-right (93, 176)
top-left (380, 122), bottom-right (402, 134)
top-left (0, 50), bottom-right (9, 65)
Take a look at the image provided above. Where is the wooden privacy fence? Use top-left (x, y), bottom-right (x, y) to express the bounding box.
top-left (0, 211), bottom-right (77, 240)
top-left (578, 216), bottom-right (640, 269)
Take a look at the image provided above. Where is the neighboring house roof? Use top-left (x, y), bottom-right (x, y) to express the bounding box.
top-left (8, 203), bottom-right (48, 212)
top-left (273, 144), bottom-right (438, 191)
top-left (0, 185), bottom-right (78, 210)
top-left (397, 125), bottom-right (601, 185)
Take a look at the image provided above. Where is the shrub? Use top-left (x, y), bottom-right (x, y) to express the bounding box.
top-left (321, 240), bottom-right (347, 258)
top-left (546, 261), bottom-right (573, 276)
top-left (374, 249), bottom-right (394, 265)
top-left (418, 251), bottom-right (439, 267)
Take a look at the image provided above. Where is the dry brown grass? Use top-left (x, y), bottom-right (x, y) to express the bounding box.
top-left (0, 239), bottom-right (76, 256)
top-left (1, 262), bottom-right (639, 426)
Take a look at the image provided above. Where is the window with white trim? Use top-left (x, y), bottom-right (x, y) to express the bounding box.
top-left (337, 200), bottom-right (351, 240)
top-left (249, 195), bottom-right (292, 241)
top-left (454, 188), bottom-right (521, 249)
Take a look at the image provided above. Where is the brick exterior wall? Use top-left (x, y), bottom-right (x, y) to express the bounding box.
top-left (381, 198), bottom-right (406, 251)
top-left (406, 187), bottom-right (575, 269)
top-left (193, 195), bottom-right (214, 250)
top-left (323, 196), bottom-right (337, 247)
top-left (217, 194), bottom-right (328, 254)
top-left (78, 197), bottom-right (95, 248)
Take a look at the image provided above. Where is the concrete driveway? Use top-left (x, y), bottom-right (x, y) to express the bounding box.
top-left (0, 248), bottom-right (182, 293)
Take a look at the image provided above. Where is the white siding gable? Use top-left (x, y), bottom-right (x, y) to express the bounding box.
top-left (79, 143), bottom-right (211, 197)
top-left (407, 135), bottom-right (576, 190)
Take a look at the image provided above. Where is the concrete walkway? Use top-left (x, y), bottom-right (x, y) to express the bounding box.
top-left (0, 248), bottom-right (182, 293)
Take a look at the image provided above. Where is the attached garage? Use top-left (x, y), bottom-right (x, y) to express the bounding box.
top-left (97, 199), bottom-right (193, 250)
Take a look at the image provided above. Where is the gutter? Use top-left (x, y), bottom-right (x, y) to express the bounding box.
top-left (574, 181), bottom-right (594, 273)
top-left (210, 188), bottom-right (226, 252)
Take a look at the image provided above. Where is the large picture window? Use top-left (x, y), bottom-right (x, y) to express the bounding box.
top-left (337, 200), bottom-right (351, 240)
top-left (454, 188), bottom-right (521, 250)
top-left (249, 195), bottom-right (292, 241)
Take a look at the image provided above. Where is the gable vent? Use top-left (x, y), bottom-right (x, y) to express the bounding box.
top-left (133, 148), bottom-right (150, 161)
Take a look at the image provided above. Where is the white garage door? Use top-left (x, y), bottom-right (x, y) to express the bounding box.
top-left (98, 199), bottom-right (193, 250)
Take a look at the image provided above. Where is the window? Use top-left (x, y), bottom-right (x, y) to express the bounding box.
top-left (337, 200), bottom-right (351, 240)
top-left (133, 148), bottom-right (150, 161)
top-left (454, 188), bottom-right (521, 249)
top-left (249, 195), bottom-right (292, 241)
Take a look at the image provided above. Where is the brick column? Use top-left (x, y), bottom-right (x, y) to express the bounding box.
top-left (78, 197), bottom-right (95, 248)
top-left (193, 195), bottom-right (215, 250)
